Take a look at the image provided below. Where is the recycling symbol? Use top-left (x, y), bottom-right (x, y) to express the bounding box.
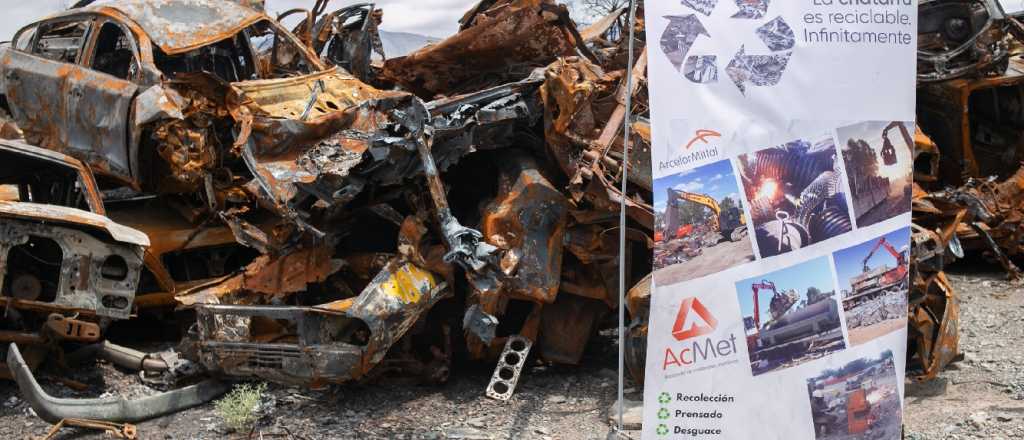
top-left (660, 0), bottom-right (795, 94)
top-left (658, 392), bottom-right (672, 404)
top-left (657, 408), bottom-right (671, 419)
top-left (656, 424), bottom-right (670, 436)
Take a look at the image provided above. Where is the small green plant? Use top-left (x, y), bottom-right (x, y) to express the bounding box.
top-left (215, 382), bottom-right (267, 432)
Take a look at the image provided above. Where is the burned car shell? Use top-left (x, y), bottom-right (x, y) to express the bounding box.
top-left (0, 0), bottom-right (325, 186)
top-left (194, 260), bottom-right (447, 386)
top-left (0, 140), bottom-right (148, 320)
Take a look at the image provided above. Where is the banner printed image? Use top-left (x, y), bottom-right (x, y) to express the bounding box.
top-left (837, 121), bottom-right (914, 228)
top-left (660, 1), bottom-right (795, 93)
top-left (739, 134), bottom-right (854, 258)
top-left (653, 159), bottom-right (754, 286)
top-left (806, 349), bottom-right (902, 440)
top-left (833, 228), bottom-right (910, 347)
top-left (736, 256), bottom-right (846, 376)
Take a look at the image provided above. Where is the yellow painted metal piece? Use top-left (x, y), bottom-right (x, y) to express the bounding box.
top-left (380, 263), bottom-right (436, 304)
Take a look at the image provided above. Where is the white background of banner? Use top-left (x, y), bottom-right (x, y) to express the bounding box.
top-left (647, 1), bottom-right (916, 153)
top-left (641, 0), bottom-right (917, 438)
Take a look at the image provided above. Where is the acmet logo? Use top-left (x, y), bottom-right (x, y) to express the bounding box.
top-left (684, 129), bottom-right (721, 150)
top-left (663, 297), bottom-right (737, 371)
top-left (671, 297), bottom-right (717, 341)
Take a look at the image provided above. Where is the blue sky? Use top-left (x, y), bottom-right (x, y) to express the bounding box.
top-left (832, 227), bottom-right (911, 293)
top-left (653, 159), bottom-right (741, 213)
top-left (735, 256), bottom-right (835, 321)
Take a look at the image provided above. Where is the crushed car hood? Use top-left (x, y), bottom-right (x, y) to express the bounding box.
top-left (224, 68), bottom-right (435, 219)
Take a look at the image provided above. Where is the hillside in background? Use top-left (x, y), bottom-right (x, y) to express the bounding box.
top-left (379, 30), bottom-right (439, 59)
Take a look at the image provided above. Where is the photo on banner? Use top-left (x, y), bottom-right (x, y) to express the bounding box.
top-left (805, 349), bottom-right (902, 439)
top-left (836, 121), bottom-right (914, 228)
top-left (738, 134), bottom-right (853, 258)
top-left (832, 227), bottom-right (911, 347)
top-left (652, 159), bottom-right (754, 286)
top-left (734, 256), bottom-right (846, 377)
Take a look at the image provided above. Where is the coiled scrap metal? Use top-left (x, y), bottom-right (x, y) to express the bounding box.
top-left (747, 143), bottom-right (850, 248)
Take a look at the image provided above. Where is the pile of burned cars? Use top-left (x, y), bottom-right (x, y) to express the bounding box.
top-left (2, 0), bottom-right (1014, 427)
top-left (0, 0), bottom-right (656, 422)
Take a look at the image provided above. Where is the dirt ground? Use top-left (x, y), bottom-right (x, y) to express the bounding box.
top-left (653, 236), bottom-right (755, 286)
top-left (0, 329), bottom-right (637, 440)
top-left (903, 260), bottom-right (1024, 440)
top-left (0, 259), bottom-right (1021, 439)
top-left (848, 319), bottom-right (905, 347)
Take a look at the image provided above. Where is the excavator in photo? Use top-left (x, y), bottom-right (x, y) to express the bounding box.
top-left (844, 236), bottom-right (910, 309)
top-left (880, 121), bottom-right (911, 166)
top-left (863, 237), bottom-right (908, 275)
top-left (663, 188), bottom-right (747, 243)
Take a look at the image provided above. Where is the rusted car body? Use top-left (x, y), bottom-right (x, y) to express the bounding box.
top-left (0, 0), bottom-right (653, 395)
top-left (0, 140), bottom-right (148, 375)
top-left (907, 177), bottom-right (964, 381)
top-left (918, 56), bottom-right (1024, 186)
top-left (916, 1), bottom-right (1024, 266)
top-left (903, 0), bottom-right (1024, 380)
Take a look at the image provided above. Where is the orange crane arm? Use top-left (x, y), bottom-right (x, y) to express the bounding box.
top-left (674, 189), bottom-right (721, 216)
top-left (862, 237), bottom-right (905, 271)
top-left (750, 280), bottom-right (777, 330)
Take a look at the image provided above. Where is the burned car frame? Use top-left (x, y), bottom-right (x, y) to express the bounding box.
top-left (0, 0), bottom-right (975, 414)
top-left (0, 140), bottom-right (148, 376)
top-left (1, 0), bottom-right (325, 187)
top-left (0, 0), bottom-right (663, 415)
top-left (0, 0), bottom-right (619, 390)
top-left (918, 0), bottom-right (1013, 83)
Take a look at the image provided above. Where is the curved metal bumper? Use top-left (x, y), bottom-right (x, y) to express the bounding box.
top-left (7, 343), bottom-right (228, 423)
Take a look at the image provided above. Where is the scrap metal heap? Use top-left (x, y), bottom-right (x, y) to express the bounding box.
top-left (4, 0), bottom-right (1022, 423)
top-left (0, 0), bottom-right (654, 418)
top-left (911, 0), bottom-right (1024, 380)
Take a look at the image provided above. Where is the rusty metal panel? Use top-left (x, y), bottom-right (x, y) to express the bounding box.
top-left (479, 152), bottom-right (568, 304)
top-left (381, 0), bottom-right (578, 98)
top-left (0, 213), bottom-right (145, 320)
top-left (87, 0), bottom-right (264, 55)
top-left (231, 68), bottom-right (387, 119)
top-left (538, 293), bottom-right (608, 364)
top-left (1, 48), bottom-right (137, 181)
top-left (0, 202), bottom-right (149, 246)
top-left (175, 246), bottom-right (337, 305)
top-left (907, 272), bottom-right (960, 381)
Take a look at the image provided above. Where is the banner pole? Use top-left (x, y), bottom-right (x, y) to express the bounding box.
top-left (618, 0), bottom-right (639, 434)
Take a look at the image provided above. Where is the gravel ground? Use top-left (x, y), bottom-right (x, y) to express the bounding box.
top-left (1, 259), bottom-right (1022, 439)
top-left (904, 260), bottom-right (1024, 440)
top-left (0, 330), bottom-right (636, 440)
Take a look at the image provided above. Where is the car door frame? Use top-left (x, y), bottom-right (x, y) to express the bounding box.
top-left (1, 12), bottom-right (141, 187)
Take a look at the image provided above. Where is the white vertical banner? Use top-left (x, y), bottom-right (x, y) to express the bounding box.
top-left (641, 1), bottom-right (916, 439)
